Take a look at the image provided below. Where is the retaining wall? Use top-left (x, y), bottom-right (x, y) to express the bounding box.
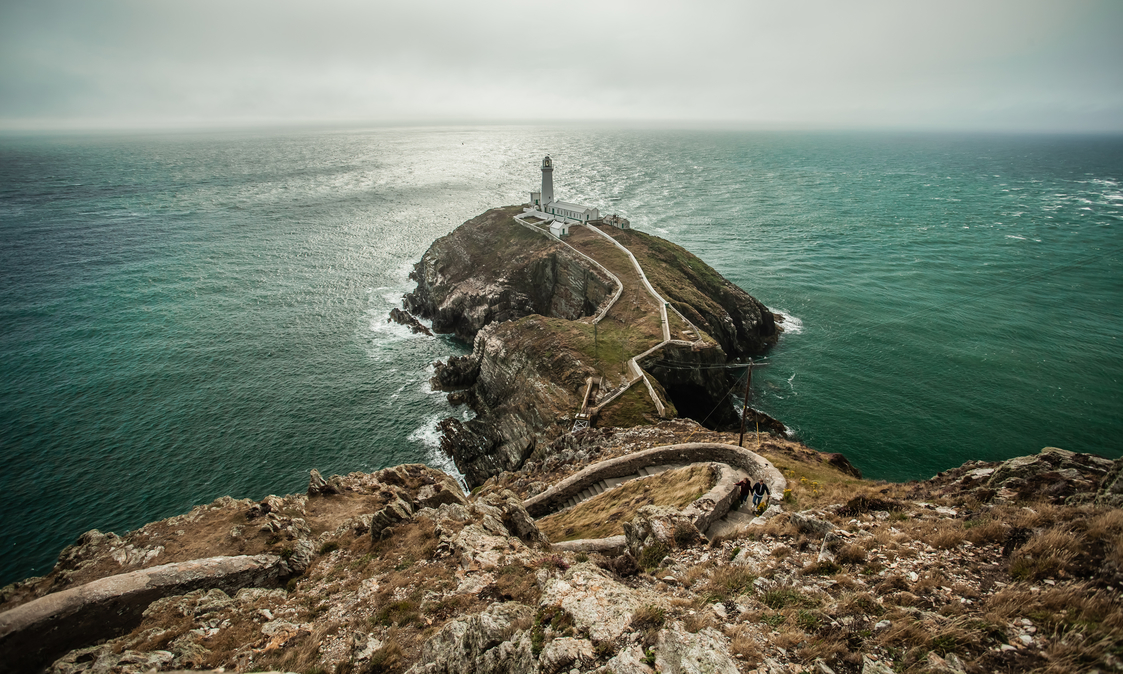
top-left (524, 442), bottom-right (785, 519)
top-left (0, 554), bottom-right (287, 673)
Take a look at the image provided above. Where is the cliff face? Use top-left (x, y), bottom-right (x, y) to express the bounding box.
top-left (438, 317), bottom-right (599, 487)
top-left (404, 206), bottom-right (613, 342)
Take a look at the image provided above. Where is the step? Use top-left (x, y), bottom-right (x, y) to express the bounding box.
top-left (725, 511), bottom-right (753, 524)
top-left (592, 483), bottom-right (604, 496)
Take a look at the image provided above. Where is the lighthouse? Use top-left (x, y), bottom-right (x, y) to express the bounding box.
top-left (526, 156), bottom-right (599, 226)
top-left (540, 155), bottom-right (554, 206)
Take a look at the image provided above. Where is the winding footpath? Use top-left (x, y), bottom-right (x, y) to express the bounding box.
top-left (512, 213), bottom-right (710, 421)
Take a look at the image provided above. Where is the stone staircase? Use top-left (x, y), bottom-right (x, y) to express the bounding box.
top-left (705, 499), bottom-right (765, 541)
top-left (559, 463), bottom-right (685, 510)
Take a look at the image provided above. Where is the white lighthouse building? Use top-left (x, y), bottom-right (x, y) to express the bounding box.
top-left (529, 156), bottom-right (599, 229)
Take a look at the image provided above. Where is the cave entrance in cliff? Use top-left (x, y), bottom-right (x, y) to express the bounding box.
top-left (664, 382), bottom-right (740, 431)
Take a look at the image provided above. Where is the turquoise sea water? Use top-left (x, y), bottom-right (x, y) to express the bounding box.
top-left (1, 127), bottom-right (1120, 585)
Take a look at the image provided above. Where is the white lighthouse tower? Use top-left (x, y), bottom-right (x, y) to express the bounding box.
top-left (530, 155), bottom-right (554, 209)
top-left (525, 155), bottom-right (599, 230)
top-left (540, 155), bottom-right (554, 206)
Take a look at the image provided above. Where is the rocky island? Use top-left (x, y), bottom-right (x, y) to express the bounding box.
top-left (2, 207), bottom-right (1122, 674)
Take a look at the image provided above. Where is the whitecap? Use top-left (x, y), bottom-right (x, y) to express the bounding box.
top-left (773, 310), bottom-right (803, 335)
top-left (1005, 235), bottom-right (1026, 240)
top-left (407, 412), bottom-right (445, 449)
top-left (408, 412), bottom-right (468, 488)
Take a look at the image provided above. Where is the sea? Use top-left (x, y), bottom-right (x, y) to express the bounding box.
top-left (1, 127), bottom-right (1120, 586)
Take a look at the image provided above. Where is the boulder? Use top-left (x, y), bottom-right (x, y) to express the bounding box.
top-left (595, 645), bottom-right (656, 674)
top-left (623, 506), bottom-right (704, 568)
top-left (654, 622), bottom-right (739, 674)
top-left (370, 495), bottom-right (414, 539)
top-left (480, 491), bottom-right (549, 547)
top-left (539, 563), bottom-right (641, 646)
top-left (539, 636), bottom-right (594, 674)
top-left (307, 469), bottom-right (341, 496)
top-left (405, 601), bottom-right (536, 674)
top-left (788, 512), bottom-right (834, 537)
top-left (450, 524), bottom-right (520, 571)
top-left (417, 482), bottom-right (468, 509)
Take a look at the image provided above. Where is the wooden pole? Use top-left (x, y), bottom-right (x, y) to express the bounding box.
top-left (737, 359), bottom-right (753, 447)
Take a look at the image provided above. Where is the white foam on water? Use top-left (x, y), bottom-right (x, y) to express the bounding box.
top-left (408, 411), bottom-right (469, 489)
top-left (1006, 235), bottom-right (1027, 240)
top-left (407, 412), bottom-right (444, 449)
top-left (774, 310), bottom-right (804, 335)
top-left (787, 372), bottom-right (797, 394)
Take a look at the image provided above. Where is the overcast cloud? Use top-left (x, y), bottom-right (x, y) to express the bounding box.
top-left (1, 0), bottom-right (1121, 132)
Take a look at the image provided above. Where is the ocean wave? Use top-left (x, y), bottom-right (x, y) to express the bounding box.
top-left (408, 411), bottom-right (469, 488)
top-left (364, 310), bottom-right (429, 361)
top-left (774, 310), bottom-right (804, 335)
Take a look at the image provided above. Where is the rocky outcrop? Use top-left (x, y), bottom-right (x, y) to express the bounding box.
top-left (655, 623), bottom-right (739, 674)
top-left (405, 601), bottom-right (537, 674)
top-left (404, 207), bottom-right (614, 342)
top-left (623, 506), bottom-right (705, 568)
top-left (540, 563), bottom-right (643, 646)
top-left (639, 341), bottom-right (786, 432)
top-left (1088, 456), bottom-right (1123, 507)
top-left (389, 307), bottom-right (433, 336)
top-left (922, 446), bottom-right (1117, 505)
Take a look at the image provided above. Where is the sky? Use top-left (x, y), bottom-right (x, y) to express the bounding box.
top-left (1, 0), bottom-right (1121, 132)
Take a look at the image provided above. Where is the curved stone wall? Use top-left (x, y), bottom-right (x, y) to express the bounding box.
top-left (0, 553), bottom-right (287, 673)
top-left (523, 442), bottom-right (785, 519)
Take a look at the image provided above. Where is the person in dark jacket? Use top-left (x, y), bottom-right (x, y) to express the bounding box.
top-left (735, 478), bottom-right (752, 509)
top-left (751, 481), bottom-right (771, 511)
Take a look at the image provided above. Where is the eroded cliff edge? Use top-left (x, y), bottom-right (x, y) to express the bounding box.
top-left (401, 207), bottom-right (781, 488)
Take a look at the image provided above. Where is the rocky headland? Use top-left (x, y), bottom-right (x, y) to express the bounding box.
top-left (403, 206), bottom-right (780, 486)
top-left (2, 208), bottom-right (1121, 674)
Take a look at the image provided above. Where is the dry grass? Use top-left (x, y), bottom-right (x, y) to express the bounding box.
top-left (757, 450), bottom-right (869, 511)
top-left (537, 464), bottom-right (715, 542)
top-left (1009, 528), bottom-right (1080, 581)
top-left (727, 624), bottom-right (762, 665)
